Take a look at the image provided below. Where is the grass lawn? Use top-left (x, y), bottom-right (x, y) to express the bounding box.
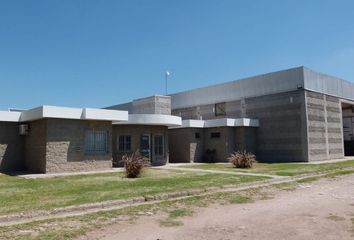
top-left (178, 160), bottom-right (354, 176)
top-left (0, 168), bottom-right (267, 215)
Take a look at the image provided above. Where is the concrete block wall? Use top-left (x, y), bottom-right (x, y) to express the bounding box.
top-left (25, 119), bottom-right (47, 173)
top-left (306, 91), bottom-right (344, 161)
top-left (204, 127), bottom-right (235, 162)
top-left (112, 125), bottom-right (169, 166)
top-left (132, 96), bottom-right (171, 115)
top-left (234, 127), bottom-right (257, 154)
top-left (169, 128), bottom-right (204, 163)
top-left (244, 90), bottom-right (308, 162)
top-left (0, 122), bottom-right (24, 172)
top-left (45, 119), bottom-right (113, 173)
top-left (172, 90), bottom-right (309, 162)
top-left (169, 127), bottom-right (256, 163)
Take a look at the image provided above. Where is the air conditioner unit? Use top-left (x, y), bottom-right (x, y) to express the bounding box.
top-left (19, 124), bottom-right (29, 135)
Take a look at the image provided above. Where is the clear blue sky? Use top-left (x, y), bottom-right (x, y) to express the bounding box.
top-left (1, 0), bottom-right (354, 110)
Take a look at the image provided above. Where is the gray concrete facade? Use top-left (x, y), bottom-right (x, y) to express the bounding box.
top-left (169, 127), bottom-right (257, 163)
top-left (0, 122), bottom-right (24, 172)
top-left (170, 67), bottom-right (354, 162)
top-left (107, 95), bottom-right (171, 115)
top-left (112, 125), bottom-right (169, 166)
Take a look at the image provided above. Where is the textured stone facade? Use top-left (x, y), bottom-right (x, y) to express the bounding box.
top-left (24, 119), bottom-right (113, 173)
top-left (306, 91), bottom-right (344, 161)
top-left (0, 122), bottom-right (24, 172)
top-left (112, 125), bottom-right (169, 166)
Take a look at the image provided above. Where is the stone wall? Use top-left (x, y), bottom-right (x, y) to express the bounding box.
top-left (25, 119), bottom-right (47, 173)
top-left (45, 119), bottom-right (113, 173)
top-left (306, 91), bottom-right (344, 161)
top-left (112, 125), bottom-right (169, 166)
top-left (0, 122), bottom-right (24, 172)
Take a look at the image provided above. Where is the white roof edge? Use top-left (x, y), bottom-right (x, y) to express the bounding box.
top-left (0, 111), bottom-right (21, 122)
top-left (170, 118), bottom-right (259, 129)
top-left (1, 105), bottom-right (128, 122)
top-left (113, 114), bottom-right (182, 127)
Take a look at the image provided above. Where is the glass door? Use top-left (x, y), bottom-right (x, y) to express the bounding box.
top-left (140, 134), bottom-right (151, 161)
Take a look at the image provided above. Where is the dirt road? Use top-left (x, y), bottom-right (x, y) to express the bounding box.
top-left (80, 174), bottom-right (354, 240)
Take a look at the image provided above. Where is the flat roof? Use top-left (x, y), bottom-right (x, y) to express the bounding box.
top-left (113, 114), bottom-right (181, 127)
top-left (0, 105), bottom-right (128, 122)
top-left (169, 67), bottom-right (354, 109)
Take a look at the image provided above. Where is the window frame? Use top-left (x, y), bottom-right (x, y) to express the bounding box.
top-left (154, 135), bottom-right (164, 156)
top-left (84, 130), bottom-right (109, 155)
top-left (118, 135), bottom-right (132, 152)
top-left (215, 102), bottom-right (226, 116)
top-left (210, 132), bottom-right (221, 138)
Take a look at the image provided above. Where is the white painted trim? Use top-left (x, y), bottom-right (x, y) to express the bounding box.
top-left (0, 111), bottom-right (21, 122)
top-left (113, 114), bottom-right (182, 127)
top-left (83, 108), bottom-right (128, 121)
top-left (170, 118), bottom-right (259, 129)
top-left (0, 105), bottom-right (128, 122)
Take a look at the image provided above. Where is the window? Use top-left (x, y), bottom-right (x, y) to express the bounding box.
top-left (195, 132), bottom-right (200, 139)
top-left (85, 130), bottom-right (108, 155)
top-left (215, 102), bottom-right (226, 116)
top-left (118, 135), bottom-right (131, 152)
top-left (210, 132), bottom-right (220, 138)
top-left (154, 135), bottom-right (164, 156)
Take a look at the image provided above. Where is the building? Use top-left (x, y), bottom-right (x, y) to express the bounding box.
top-left (1, 66), bottom-right (354, 174)
top-left (0, 106), bottom-right (128, 173)
top-left (106, 96), bottom-right (181, 166)
top-left (169, 66), bottom-right (354, 163)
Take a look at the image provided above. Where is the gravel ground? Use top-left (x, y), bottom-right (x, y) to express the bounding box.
top-left (78, 174), bottom-right (354, 240)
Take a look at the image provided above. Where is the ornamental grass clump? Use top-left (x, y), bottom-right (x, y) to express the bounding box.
top-left (228, 150), bottom-right (256, 168)
top-left (121, 151), bottom-right (150, 178)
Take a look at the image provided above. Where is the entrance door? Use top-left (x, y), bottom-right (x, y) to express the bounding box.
top-left (140, 134), bottom-right (151, 161)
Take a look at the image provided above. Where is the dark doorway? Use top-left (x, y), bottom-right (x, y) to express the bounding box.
top-left (342, 102), bottom-right (354, 156)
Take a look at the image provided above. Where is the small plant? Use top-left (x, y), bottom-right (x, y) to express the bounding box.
top-left (228, 150), bottom-right (256, 168)
top-left (121, 150), bottom-right (150, 178)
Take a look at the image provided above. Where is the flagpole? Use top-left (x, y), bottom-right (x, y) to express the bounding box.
top-left (165, 73), bottom-right (167, 95)
top-left (165, 71), bottom-right (170, 95)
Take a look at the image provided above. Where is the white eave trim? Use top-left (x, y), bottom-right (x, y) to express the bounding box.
top-left (0, 105), bottom-right (128, 122)
top-left (113, 114), bottom-right (182, 127)
top-left (170, 118), bottom-right (259, 129)
top-left (0, 111), bottom-right (21, 122)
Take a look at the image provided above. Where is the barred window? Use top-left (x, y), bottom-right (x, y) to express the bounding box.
top-left (215, 102), bottom-right (226, 116)
top-left (211, 132), bottom-right (220, 138)
top-left (85, 130), bottom-right (108, 155)
top-left (118, 135), bottom-right (131, 152)
top-left (154, 135), bottom-right (164, 156)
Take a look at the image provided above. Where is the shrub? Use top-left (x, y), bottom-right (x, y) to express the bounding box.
top-left (228, 150), bottom-right (256, 168)
top-left (121, 151), bottom-right (150, 178)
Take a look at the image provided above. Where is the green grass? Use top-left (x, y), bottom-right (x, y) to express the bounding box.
top-left (0, 168), bottom-right (267, 215)
top-left (0, 189), bottom-right (263, 239)
top-left (179, 160), bottom-right (354, 176)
